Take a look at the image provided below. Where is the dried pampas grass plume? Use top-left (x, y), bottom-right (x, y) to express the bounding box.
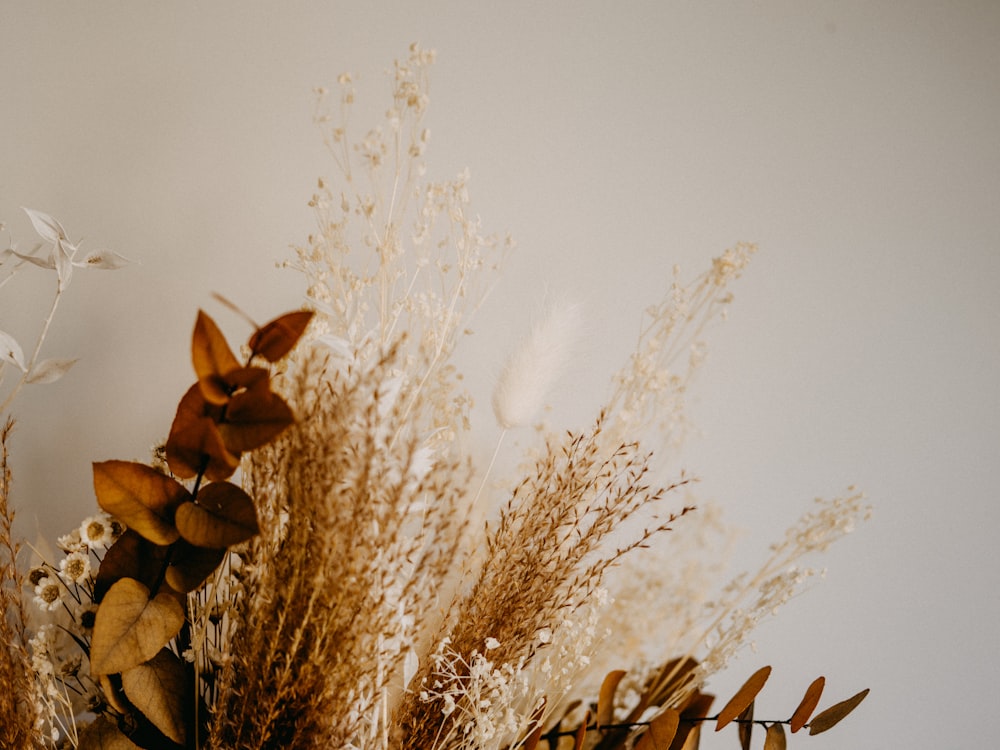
top-left (492, 299), bottom-right (581, 429)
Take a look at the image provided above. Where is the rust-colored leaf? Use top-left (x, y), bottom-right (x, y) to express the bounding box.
top-left (635, 708), bottom-right (680, 750)
top-left (94, 530), bottom-right (170, 603)
top-left (77, 715), bottom-right (142, 749)
top-left (121, 649), bottom-right (187, 745)
top-left (573, 711), bottom-right (589, 750)
top-left (521, 699), bottom-right (546, 750)
top-left (165, 540), bottom-right (227, 593)
top-left (166, 383), bottom-right (241, 480)
top-left (737, 701), bottom-right (754, 750)
top-left (248, 310), bottom-right (314, 362)
top-left (597, 670), bottom-right (627, 728)
top-left (218, 384), bottom-right (294, 453)
top-left (763, 723), bottom-right (787, 750)
top-left (176, 481), bottom-right (259, 548)
top-left (789, 676), bottom-right (825, 733)
top-left (90, 578), bottom-right (185, 676)
top-left (808, 688), bottom-right (869, 735)
top-left (93, 461), bottom-right (190, 545)
top-left (715, 666), bottom-right (771, 731)
top-left (675, 723), bottom-right (701, 750)
top-left (192, 310), bottom-right (241, 405)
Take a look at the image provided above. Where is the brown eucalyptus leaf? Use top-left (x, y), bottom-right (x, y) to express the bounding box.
top-left (597, 669), bottom-right (627, 728)
top-left (93, 461), bottom-right (190, 545)
top-left (808, 688), bottom-right (869, 735)
top-left (635, 708), bottom-right (680, 750)
top-left (121, 649), bottom-right (187, 745)
top-left (77, 715), bottom-right (142, 750)
top-left (175, 481), bottom-right (259, 548)
top-left (248, 310), bottom-right (314, 362)
top-left (675, 723), bottom-right (701, 750)
top-left (165, 541), bottom-right (227, 592)
top-left (192, 310), bottom-right (241, 405)
top-left (218, 385), bottom-right (294, 453)
top-left (715, 666), bottom-right (771, 731)
top-left (90, 578), bottom-right (185, 676)
top-left (737, 701), bottom-right (753, 750)
top-left (166, 383), bottom-right (240, 480)
top-left (789, 676), bottom-right (825, 733)
top-left (763, 723), bottom-right (787, 750)
top-left (94, 530), bottom-right (170, 603)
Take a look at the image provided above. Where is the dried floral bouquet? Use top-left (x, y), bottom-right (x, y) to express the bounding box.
top-left (1, 46), bottom-right (869, 750)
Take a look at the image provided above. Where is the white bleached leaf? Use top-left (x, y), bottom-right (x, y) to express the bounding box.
top-left (73, 249), bottom-right (131, 270)
top-left (0, 330), bottom-right (27, 371)
top-left (403, 648), bottom-right (419, 687)
top-left (27, 358), bottom-right (78, 385)
top-left (23, 208), bottom-right (67, 244)
top-left (55, 240), bottom-right (74, 288)
top-left (12, 249), bottom-right (55, 270)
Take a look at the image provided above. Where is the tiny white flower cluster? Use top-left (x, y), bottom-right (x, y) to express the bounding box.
top-left (419, 637), bottom-right (534, 749)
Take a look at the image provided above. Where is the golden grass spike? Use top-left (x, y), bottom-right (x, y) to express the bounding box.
top-left (808, 688), bottom-right (869, 735)
top-left (715, 665), bottom-right (771, 730)
top-left (789, 676), bottom-right (825, 733)
top-left (597, 670), bottom-right (627, 728)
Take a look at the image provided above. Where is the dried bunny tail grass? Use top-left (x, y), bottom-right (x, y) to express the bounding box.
top-left (0, 418), bottom-right (45, 749)
top-left (209, 343), bottom-right (468, 750)
top-left (492, 299), bottom-right (581, 429)
top-left (394, 413), bottom-right (693, 748)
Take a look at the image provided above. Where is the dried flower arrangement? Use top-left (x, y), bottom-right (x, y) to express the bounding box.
top-left (1, 45), bottom-right (869, 750)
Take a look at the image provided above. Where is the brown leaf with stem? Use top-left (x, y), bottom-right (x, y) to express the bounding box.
top-left (192, 310), bottom-right (241, 405)
top-left (166, 384), bottom-right (241, 480)
top-left (93, 530), bottom-right (171, 603)
top-left (737, 701), bottom-right (754, 750)
top-left (90, 578), bottom-right (185, 676)
top-left (597, 670), bottom-right (627, 728)
top-left (217, 382), bottom-right (294, 453)
top-left (164, 541), bottom-right (227, 593)
top-left (764, 723), bottom-right (787, 750)
top-left (808, 688), bottom-right (869, 735)
top-left (634, 708), bottom-right (680, 750)
top-left (121, 649), bottom-right (188, 745)
top-left (248, 310), bottom-right (314, 362)
top-left (175, 481), bottom-right (259, 548)
top-left (93, 461), bottom-right (190, 546)
top-left (77, 715), bottom-right (142, 749)
top-left (715, 666), bottom-right (771, 731)
top-left (789, 676), bottom-right (825, 733)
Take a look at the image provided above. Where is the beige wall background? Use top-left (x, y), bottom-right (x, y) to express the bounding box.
top-left (2, 2), bottom-right (998, 747)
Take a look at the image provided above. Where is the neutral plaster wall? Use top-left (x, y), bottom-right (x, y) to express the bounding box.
top-left (2, 2), bottom-right (998, 747)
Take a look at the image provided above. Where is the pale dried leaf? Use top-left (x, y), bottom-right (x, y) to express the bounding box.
top-left (0, 330), bottom-right (26, 371)
top-left (26, 357), bottom-right (78, 384)
top-left (23, 207), bottom-right (66, 243)
top-left (73, 249), bottom-right (131, 269)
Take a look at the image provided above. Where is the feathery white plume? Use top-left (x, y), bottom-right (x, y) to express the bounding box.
top-left (492, 299), bottom-right (581, 429)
